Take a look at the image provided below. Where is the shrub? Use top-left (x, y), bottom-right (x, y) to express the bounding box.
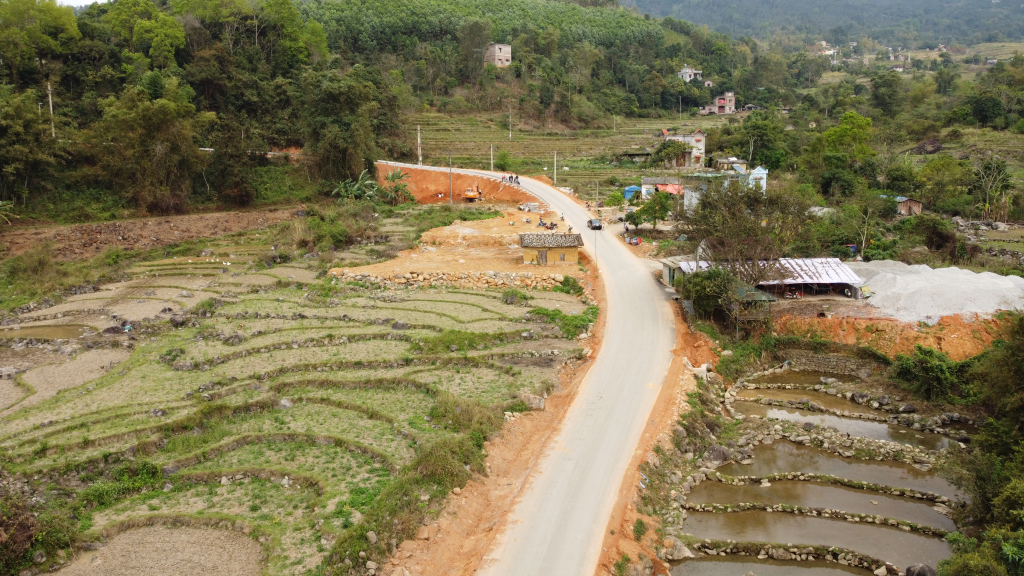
top-left (993, 480), bottom-right (1024, 530)
top-left (530, 306), bottom-right (598, 338)
top-left (0, 494), bottom-right (36, 571)
top-left (551, 276), bottom-right (584, 296)
top-left (938, 551), bottom-right (1009, 576)
top-left (678, 268), bottom-right (734, 319)
top-left (501, 288), bottom-right (532, 305)
top-left (632, 518), bottom-right (647, 540)
top-left (891, 344), bottom-right (973, 402)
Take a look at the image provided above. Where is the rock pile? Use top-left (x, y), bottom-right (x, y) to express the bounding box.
top-left (330, 269), bottom-right (568, 290)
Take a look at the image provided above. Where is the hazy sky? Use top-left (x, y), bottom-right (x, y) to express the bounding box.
top-left (59, 0), bottom-right (107, 7)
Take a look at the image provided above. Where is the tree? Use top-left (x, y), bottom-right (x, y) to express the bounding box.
top-left (605, 191), bottom-right (625, 208)
top-left (741, 110), bottom-right (788, 170)
top-left (90, 79), bottom-right (214, 213)
top-left (457, 19), bottom-right (491, 83)
top-left (300, 66), bottom-right (400, 183)
top-left (919, 155), bottom-right (969, 207)
top-left (105, 0), bottom-right (185, 69)
top-left (0, 0), bottom-right (80, 86)
top-left (650, 140), bottom-right (691, 167)
top-left (969, 92), bottom-right (1006, 126)
top-left (970, 157), bottom-right (1014, 221)
top-left (632, 190), bottom-right (671, 226)
top-left (380, 169), bottom-right (412, 205)
top-left (680, 181), bottom-right (810, 285)
top-left (935, 67), bottom-right (957, 95)
top-left (0, 86), bottom-right (63, 201)
top-left (871, 70), bottom-right (905, 116)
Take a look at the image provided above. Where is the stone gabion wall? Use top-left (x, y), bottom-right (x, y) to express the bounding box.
top-left (782, 349), bottom-right (877, 377)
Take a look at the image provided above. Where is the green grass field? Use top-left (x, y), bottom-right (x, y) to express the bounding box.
top-left (0, 226), bottom-right (594, 575)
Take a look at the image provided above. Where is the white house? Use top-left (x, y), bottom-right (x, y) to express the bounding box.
top-left (678, 65), bottom-right (702, 83)
top-left (664, 129), bottom-right (706, 168)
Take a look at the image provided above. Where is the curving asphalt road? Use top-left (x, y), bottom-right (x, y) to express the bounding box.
top-left (382, 162), bottom-right (676, 576)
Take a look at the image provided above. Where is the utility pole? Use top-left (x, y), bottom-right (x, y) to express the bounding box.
top-left (554, 151), bottom-right (557, 186)
top-left (679, 95), bottom-right (682, 122)
top-left (449, 151), bottom-right (453, 206)
top-left (508, 103), bottom-right (513, 141)
top-left (47, 81), bottom-right (55, 138)
top-left (490, 144), bottom-right (494, 171)
top-left (417, 125), bottom-right (422, 165)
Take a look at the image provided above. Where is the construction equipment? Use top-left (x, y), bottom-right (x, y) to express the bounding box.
top-left (464, 184), bottom-right (482, 202)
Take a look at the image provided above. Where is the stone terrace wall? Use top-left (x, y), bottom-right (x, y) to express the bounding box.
top-left (782, 349), bottom-right (877, 378)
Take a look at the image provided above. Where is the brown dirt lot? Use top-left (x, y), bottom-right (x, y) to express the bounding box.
top-left (774, 313), bottom-right (1004, 361)
top-left (58, 527), bottom-right (262, 576)
top-left (376, 164), bottom-right (537, 206)
top-left (0, 209), bottom-right (296, 260)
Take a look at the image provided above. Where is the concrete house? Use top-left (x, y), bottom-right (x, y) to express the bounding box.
top-left (485, 43), bottom-right (512, 67)
top-left (700, 92), bottom-right (735, 115)
top-left (897, 197), bottom-right (923, 216)
top-left (519, 233), bottom-right (583, 265)
top-left (664, 129), bottom-right (706, 168)
top-left (678, 65), bottom-right (702, 83)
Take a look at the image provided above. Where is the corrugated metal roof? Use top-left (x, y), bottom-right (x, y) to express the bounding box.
top-left (677, 258), bottom-right (863, 286)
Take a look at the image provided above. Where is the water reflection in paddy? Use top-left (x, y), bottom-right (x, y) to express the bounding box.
top-left (716, 442), bottom-right (959, 498)
top-left (736, 387), bottom-right (887, 415)
top-left (688, 480), bottom-right (956, 531)
top-left (672, 556), bottom-right (865, 576)
top-left (749, 371), bottom-right (852, 387)
top-left (681, 511), bottom-right (950, 569)
top-left (734, 403), bottom-right (951, 451)
top-left (0, 325), bottom-right (91, 339)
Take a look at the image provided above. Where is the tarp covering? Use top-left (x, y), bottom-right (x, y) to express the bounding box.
top-left (656, 184), bottom-right (682, 195)
top-left (678, 258), bottom-right (864, 286)
top-left (624, 185), bottom-right (640, 199)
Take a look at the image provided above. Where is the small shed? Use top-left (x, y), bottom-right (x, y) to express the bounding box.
top-left (897, 197), bottom-right (923, 216)
top-left (624, 185), bottom-right (641, 200)
top-left (519, 233), bottom-right (583, 265)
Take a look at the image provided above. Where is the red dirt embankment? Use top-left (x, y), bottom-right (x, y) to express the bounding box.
top-left (774, 314), bottom-right (1005, 361)
top-left (375, 163), bottom-right (536, 206)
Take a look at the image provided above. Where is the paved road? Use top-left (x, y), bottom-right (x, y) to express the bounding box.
top-left (382, 162), bottom-right (676, 576)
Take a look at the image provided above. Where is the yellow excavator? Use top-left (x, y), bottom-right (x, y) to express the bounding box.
top-left (464, 184), bottom-right (482, 202)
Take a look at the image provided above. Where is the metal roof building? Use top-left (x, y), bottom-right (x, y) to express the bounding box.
top-left (677, 258), bottom-right (864, 287)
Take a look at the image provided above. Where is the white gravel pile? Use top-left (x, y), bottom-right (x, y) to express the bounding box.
top-left (846, 260), bottom-right (1024, 324)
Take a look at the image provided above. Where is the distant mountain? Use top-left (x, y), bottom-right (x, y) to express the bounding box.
top-left (621, 0), bottom-right (1024, 44)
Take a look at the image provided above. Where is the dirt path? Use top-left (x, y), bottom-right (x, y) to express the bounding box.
top-left (58, 527), bottom-right (262, 576)
top-left (0, 208), bottom-right (297, 260)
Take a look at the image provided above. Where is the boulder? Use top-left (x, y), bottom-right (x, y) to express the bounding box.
top-left (874, 567), bottom-right (888, 576)
top-left (877, 395), bottom-right (891, 406)
top-left (851, 392), bottom-right (871, 405)
top-left (222, 333), bottom-right (247, 346)
top-left (169, 315), bottom-right (187, 327)
top-left (802, 422), bottom-right (816, 431)
top-left (518, 393), bottom-right (545, 410)
top-left (705, 445), bottom-right (731, 465)
top-left (391, 321), bottom-right (409, 330)
top-left (899, 403), bottom-right (917, 414)
top-left (366, 531), bottom-right (377, 545)
top-left (660, 537), bottom-right (695, 560)
top-left (770, 548), bottom-right (793, 560)
top-left (34, 550), bottom-right (46, 564)
top-left (906, 565), bottom-right (936, 576)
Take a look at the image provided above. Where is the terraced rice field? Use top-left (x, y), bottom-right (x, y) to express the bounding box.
top-left (0, 233), bottom-right (592, 575)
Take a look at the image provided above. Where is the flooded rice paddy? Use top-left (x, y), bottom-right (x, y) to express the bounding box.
top-left (672, 556), bottom-right (864, 576)
top-left (681, 511), bottom-right (950, 569)
top-left (0, 324), bottom-right (91, 339)
top-left (734, 402), bottom-right (951, 451)
top-left (687, 481), bottom-right (956, 531)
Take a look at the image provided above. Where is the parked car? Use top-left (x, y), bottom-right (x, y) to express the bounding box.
top-left (587, 219), bottom-right (603, 230)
